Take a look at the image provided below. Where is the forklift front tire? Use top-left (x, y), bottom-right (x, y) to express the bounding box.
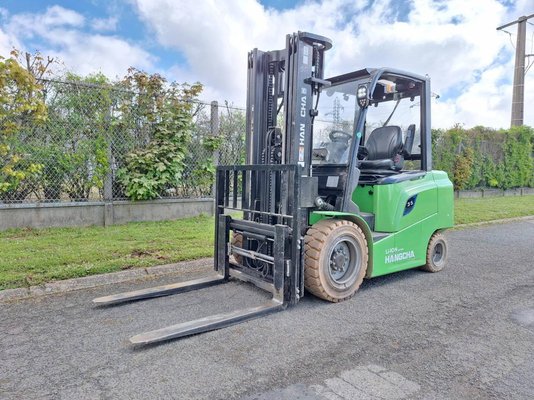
top-left (421, 231), bottom-right (448, 273)
top-left (304, 219), bottom-right (368, 302)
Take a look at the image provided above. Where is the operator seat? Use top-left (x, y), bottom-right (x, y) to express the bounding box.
top-left (360, 125), bottom-right (404, 171)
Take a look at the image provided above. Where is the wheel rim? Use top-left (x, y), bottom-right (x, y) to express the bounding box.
top-left (432, 241), bottom-right (445, 265)
top-left (328, 236), bottom-right (361, 285)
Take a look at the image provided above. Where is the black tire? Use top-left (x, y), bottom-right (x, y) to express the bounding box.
top-left (304, 219), bottom-right (369, 302)
top-left (421, 231), bottom-right (448, 272)
top-left (230, 232), bottom-right (243, 264)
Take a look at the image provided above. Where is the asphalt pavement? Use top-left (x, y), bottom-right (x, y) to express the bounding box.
top-left (1, 219), bottom-right (533, 400)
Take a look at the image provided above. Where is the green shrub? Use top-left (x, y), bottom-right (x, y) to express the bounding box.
top-left (501, 126), bottom-right (533, 188)
top-left (0, 53), bottom-right (46, 199)
top-left (453, 147), bottom-right (474, 190)
top-left (117, 69), bottom-right (202, 200)
top-left (432, 125), bottom-right (533, 190)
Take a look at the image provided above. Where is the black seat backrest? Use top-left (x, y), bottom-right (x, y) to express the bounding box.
top-left (366, 126), bottom-right (403, 160)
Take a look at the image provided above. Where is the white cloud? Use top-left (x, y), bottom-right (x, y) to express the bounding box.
top-left (0, 8), bottom-right (19, 56)
top-left (39, 4), bottom-right (85, 27)
top-left (56, 34), bottom-right (155, 78)
top-left (1, 5), bottom-right (155, 79)
top-left (1, 1), bottom-right (532, 128)
top-left (133, 0), bottom-right (533, 128)
top-left (134, 0), bottom-right (353, 101)
top-left (0, 27), bottom-right (20, 57)
top-left (91, 16), bottom-right (119, 32)
top-left (432, 62), bottom-right (514, 128)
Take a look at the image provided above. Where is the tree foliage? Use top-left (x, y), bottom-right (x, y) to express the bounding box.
top-left (117, 69), bottom-right (202, 200)
top-left (179, 102), bottom-right (246, 197)
top-left (433, 125), bottom-right (533, 190)
top-left (0, 51), bottom-right (47, 197)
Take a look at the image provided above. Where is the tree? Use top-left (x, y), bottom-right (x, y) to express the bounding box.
top-left (37, 72), bottom-right (113, 201)
top-left (117, 69), bottom-right (202, 200)
top-left (0, 51), bottom-right (47, 200)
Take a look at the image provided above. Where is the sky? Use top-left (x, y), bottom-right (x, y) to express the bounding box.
top-left (0, 0), bottom-right (533, 129)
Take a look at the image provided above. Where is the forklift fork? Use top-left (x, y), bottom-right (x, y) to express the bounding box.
top-left (93, 165), bottom-right (300, 345)
top-left (93, 269), bottom-right (283, 344)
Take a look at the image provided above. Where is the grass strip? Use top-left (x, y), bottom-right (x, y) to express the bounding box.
top-left (0, 196), bottom-right (532, 290)
top-left (454, 195), bottom-right (534, 225)
top-left (0, 215), bottom-right (214, 290)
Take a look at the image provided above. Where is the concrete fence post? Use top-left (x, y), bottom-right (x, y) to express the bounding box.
top-left (103, 140), bottom-right (113, 202)
top-left (103, 139), bottom-right (114, 226)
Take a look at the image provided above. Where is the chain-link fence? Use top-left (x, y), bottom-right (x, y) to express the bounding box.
top-left (0, 79), bottom-right (247, 204)
top-left (6, 80), bottom-right (529, 205)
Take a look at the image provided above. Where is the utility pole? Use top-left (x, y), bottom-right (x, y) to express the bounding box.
top-left (497, 13), bottom-right (534, 127)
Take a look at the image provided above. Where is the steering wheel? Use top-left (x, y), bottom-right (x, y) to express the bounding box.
top-left (329, 130), bottom-right (352, 142)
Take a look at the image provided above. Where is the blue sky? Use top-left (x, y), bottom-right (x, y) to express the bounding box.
top-left (0, 0), bottom-right (533, 128)
top-left (1, 0), bottom-right (303, 71)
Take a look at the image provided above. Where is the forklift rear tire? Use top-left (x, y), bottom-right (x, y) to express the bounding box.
top-left (304, 219), bottom-right (368, 302)
top-left (421, 231), bottom-right (448, 272)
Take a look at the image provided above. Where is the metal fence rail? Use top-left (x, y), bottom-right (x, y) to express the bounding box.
top-left (0, 79), bottom-right (246, 205)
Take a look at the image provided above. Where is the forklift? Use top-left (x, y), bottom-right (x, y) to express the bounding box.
top-left (94, 32), bottom-right (453, 344)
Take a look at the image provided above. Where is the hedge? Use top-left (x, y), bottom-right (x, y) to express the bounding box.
top-left (432, 125), bottom-right (534, 190)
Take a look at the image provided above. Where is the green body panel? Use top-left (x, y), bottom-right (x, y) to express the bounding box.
top-left (370, 212), bottom-right (445, 277)
top-left (310, 170), bottom-right (454, 279)
top-left (353, 172), bottom-right (453, 232)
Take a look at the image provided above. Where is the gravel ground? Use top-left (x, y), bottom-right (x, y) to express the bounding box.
top-left (1, 219), bottom-right (533, 400)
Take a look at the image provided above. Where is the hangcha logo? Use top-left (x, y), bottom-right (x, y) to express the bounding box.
top-left (299, 87), bottom-right (307, 146)
top-left (385, 248), bottom-right (415, 264)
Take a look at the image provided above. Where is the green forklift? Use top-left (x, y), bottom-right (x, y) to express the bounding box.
top-left (94, 32), bottom-right (453, 344)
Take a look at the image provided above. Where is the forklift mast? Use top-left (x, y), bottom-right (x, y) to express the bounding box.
top-left (245, 32), bottom-right (332, 232)
top-left (215, 32), bottom-right (334, 305)
top-left (246, 32), bottom-right (331, 169)
top-left (231, 32), bottom-right (333, 304)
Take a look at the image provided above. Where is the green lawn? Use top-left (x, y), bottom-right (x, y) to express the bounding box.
top-left (1, 195), bottom-right (533, 290)
top-left (0, 215), bottom-right (214, 290)
top-left (454, 195), bottom-right (534, 224)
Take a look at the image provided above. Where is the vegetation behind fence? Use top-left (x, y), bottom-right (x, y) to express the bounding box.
top-left (433, 125), bottom-right (534, 190)
top-left (0, 72), bottom-right (246, 204)
top-left (1, 52), bottom-right (532, 205)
